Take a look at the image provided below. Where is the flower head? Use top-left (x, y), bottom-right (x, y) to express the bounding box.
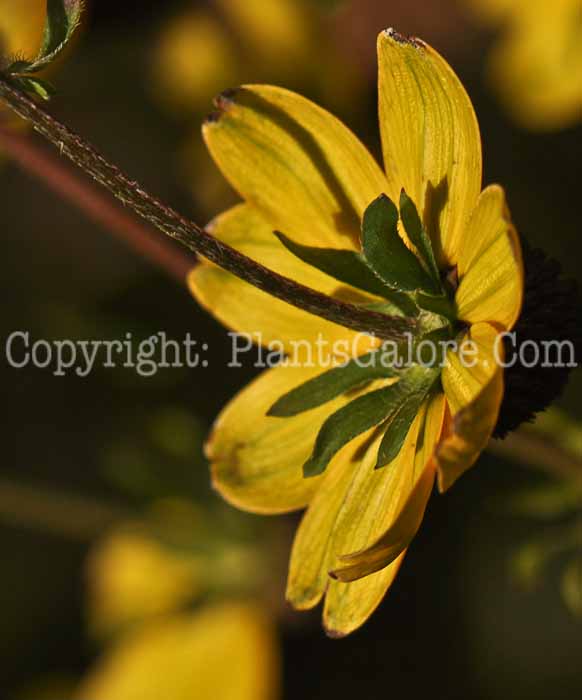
top-left (189, 30), bottom-right (524, 636)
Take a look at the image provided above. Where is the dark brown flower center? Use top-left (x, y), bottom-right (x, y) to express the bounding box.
top-left (493, 240), bottom-right (581, 438)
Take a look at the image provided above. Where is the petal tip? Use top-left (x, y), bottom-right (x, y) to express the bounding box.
top-left (203, 88), bottom-right (241, 127)
top-left (285, 589), bottom-right (322, 612)
top-left (328, 567), bottom-right (356, 583)
top-left (324, 626), bottom-right (348, 640)
top-left (203, 110), bottom-right (222, 126)
top-left (214, 87), bottom-right (240, 109)
top-left (435, 467), bottom-right (449, 493)
top-left (382, 27), bottom-right (426, 49)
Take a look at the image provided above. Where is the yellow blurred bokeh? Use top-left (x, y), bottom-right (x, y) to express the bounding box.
top-left (78, 497), bottom-right (281, 700)
top-left (87, 525), bottom-right (204, 638)
top-left (0, 0), bottom-right (45, 61)
top-left (77, 603), bottom-right (279, 700)
top-left (468, 0), bottom-right (582, 130)
top-left (152, 0), bottom-right (361, 216)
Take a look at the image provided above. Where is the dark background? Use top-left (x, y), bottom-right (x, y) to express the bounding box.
top-left (1, 1), bottom-right (581, 698)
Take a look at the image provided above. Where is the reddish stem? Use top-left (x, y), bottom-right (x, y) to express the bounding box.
top-left (0, 124), bottom-right (194, 283)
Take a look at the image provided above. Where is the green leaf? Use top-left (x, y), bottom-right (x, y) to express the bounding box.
top-left (303, 364), bottom-right (440, 477)
top-left (5, 0), bottom-right (83, 75)
top-left (267, 351), bottom-right (400, 417)
top-left (399, 189), bottom-right (441, 285)
top-left (303, 382), bottom-right (407, 477)
top-left (375, 391), bottom-right (427, 468)
top-left (415, 291), bottom-right (456, 322)
top-left (361, 194), bottom-right (438, 294)
top-left (40, 0), bottom-right (83, 58)
top-left (274, 232), bottom-right (417, 316)
top-left (12, 76), bottom-right (55, 101)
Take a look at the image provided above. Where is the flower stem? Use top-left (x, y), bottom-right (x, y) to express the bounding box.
top-left (0, 477), bottom-right (129, 540)
top-left (0, 77), bottom-right (416, 342)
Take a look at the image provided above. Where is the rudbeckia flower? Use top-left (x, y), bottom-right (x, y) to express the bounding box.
top-left (189, 29), bottom-right (524, 636)
top-left (466, 0), bottom-right (582, 130)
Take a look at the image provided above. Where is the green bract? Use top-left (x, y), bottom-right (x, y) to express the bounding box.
top-left (2, 0), bottom-right (83, 100)
top-left (270, 193), bottom-right (454, 478)
top-left (275, 231), bottom-right (416, 316)
top-left (361, 194), bottom-right (438, 294)
top-left (301, 365), bottom-right (440, 477)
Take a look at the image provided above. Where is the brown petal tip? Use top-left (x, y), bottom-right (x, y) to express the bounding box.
top-left (324, 626), bottom-right (348, 640)
top-left (384, 28), bottom-right (426, 50)
top-left (214, 87), bottom-right (240, 110)
top-left (203, 111), bottom-right (222, 125)
top-left (204, 88), bottom-right (241, 124)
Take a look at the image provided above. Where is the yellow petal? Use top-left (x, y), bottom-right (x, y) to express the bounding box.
top-left (437, 369), bottom-right (504, 493)
top-left (285, 433), bottom-right (371, 611)
top-left (441, 321), bottom-right (502, 415)
top-left (188, 204), bottom-right (378, 359)
top-left (287, 395), bottom-right (445, 635)
top-left (377, 29), bottom-right (482, 265)
top-left (455, 185), bottom-right (523, 330)
top-left (323, 553), bottom-right (406, 638)
top-left (331, 393), bottom-right (446, 582)
top-left (209, 364), bottom-right (362, 515)
top-left (203, 85), bottom-right (389, 248)
top-left (322, 394), bottom-right (446, 636)
top-left (76, 603), bottom-right (279, 700)
top-left (439, 322), bottom-right (505, 492)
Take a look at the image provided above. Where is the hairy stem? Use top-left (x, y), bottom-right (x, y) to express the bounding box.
top-left (0, 77), bottom-right (415, 341)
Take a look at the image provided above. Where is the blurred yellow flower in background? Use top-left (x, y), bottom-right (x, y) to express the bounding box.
top-left (0, 0), bottom-right (45, 127)
top-left (0, 0), bottom-right (45, 63)
top-left (152, 0), bottom-right (360, 216)
top-left (467, 0), bottom-right (582, 130)
top-left (77, 603), bottom-right (279, 700)
top-left (190, 30), bottom-right (523, 636)
top-left (77, 499), bottom-right (280, 700)
top-left (87, 526), bottom-right (203, 638)
top-left (153, 10), bottom-right (237, 114)
top-left (153, 0), bottom-right (354, 114)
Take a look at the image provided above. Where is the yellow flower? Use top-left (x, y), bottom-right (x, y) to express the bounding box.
top-left (76, 603), bottom-right (279, 700)
top-left (467, 0), bottom-right (582, 130)
top-left (153, 0), bottom-right (356, 115)
top-left (79, 503), bottom-right (280, 700)
top-left (86, 525), bottom-right (203, 638)
top-left (189, 30), bottom-right (524, 636)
